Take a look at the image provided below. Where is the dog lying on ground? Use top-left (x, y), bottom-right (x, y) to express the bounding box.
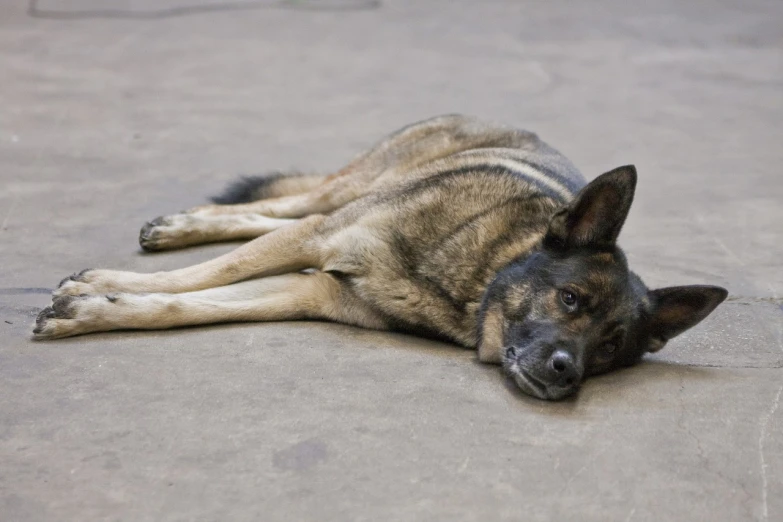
top-left (33, 115), bottom-right (727, 400)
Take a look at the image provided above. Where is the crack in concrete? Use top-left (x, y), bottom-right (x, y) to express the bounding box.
top-left (676, 362), bottom-right (783, 369)
top-left (675, 380), bottom-right (755, 516)
top-left (759, 384), bottom-right (782, 522)
top-left (0, 288), bottom-right (52, 295)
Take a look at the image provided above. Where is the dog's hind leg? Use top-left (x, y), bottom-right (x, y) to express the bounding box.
top-left (139, 213), bottom-right (298, 251)
top-left (171, 173), bottom-right (364, 219)
top-left (35, 271), bottom-right (386, 340)
top-left (55, 215), bottom-right (328, 297)
top-left (139, 172), bottom-right (355, 248)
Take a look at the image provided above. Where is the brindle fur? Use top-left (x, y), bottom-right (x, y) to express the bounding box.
top-left (34, 115), bottom-right (728, 400)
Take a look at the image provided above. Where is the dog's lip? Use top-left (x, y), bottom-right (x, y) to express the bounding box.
top-left (510, 363), bottom-right (578, 400)
top-left (520, 369), bottom-right (549, 392)
top-left (519, 371), bottom-right (578, 400)
top-left (510, 367), bottom-right (549, 399)
top-left (503, 346), bottom-right (546, 398)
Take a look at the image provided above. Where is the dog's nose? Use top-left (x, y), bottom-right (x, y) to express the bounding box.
top-left (548, 350), bottom-right (579, 387)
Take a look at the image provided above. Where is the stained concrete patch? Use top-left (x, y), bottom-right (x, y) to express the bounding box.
top-left (273, 438), bottom-right (329, 472)
top-left (30, 0), bottom-right (379, 19)
top-left (1, 495), bottom-right (50, 522)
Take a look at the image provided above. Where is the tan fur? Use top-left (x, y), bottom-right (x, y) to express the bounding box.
top-left (477, 303), bottom-right (507, 363)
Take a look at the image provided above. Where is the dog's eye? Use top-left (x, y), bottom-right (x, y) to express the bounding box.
top-left (593, 343), bottom-right (618, 365)
top-left (560, 289), bottom-right (578, 308)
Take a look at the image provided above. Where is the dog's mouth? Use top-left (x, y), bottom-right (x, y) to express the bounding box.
top-left (511, 368), bottom-right (549, 399)
top-left (503, 346), bottom-right (579, 401)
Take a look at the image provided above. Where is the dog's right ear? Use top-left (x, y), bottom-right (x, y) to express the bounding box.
top-left (545, 165), bottom-right (637, 250)
top-left (645, 285), bottom-right (729, 352)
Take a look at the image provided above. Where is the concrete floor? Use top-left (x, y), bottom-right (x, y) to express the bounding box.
top-left (1, 0), bottom-right (782, 520)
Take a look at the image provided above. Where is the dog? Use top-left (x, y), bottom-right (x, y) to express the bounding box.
top-left (33, 114), bottom-right (728, 400)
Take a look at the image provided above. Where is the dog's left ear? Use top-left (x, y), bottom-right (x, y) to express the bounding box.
top-left (645, 285), bottom-right (729, 352)
top-left (546, 165), bottom-right (637, 249)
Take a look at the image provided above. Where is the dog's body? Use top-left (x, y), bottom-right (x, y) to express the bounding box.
top-left (34, 115), bottom-right (727, 399)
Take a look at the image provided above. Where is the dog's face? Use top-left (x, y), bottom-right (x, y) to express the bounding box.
top-left (478, 166), bottom-right (727, 400)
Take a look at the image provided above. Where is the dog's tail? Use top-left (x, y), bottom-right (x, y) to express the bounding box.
top-left (210, 172), bottom-right (326, 204)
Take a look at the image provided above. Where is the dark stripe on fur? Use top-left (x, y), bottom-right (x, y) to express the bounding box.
top-left (432, 193), bottom-right (546, 251)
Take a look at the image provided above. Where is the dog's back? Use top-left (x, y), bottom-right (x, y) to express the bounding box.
top-left (214, 115), bottom-right (586, 208)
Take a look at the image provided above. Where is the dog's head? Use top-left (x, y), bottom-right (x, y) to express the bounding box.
top-left (478, 165), bottom-right (727, 400)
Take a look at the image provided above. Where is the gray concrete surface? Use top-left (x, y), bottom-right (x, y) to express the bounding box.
top-left (1, 1), bottom-right (782, 520)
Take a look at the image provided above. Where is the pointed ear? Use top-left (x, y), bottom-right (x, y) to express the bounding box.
top-left (645, 285), bottom-right (728, 352)
top-left (546, 165), bottom-right (637, 249)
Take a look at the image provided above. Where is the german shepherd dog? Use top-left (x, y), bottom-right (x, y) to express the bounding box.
top-left (34, 115), bottom-right (728, 400)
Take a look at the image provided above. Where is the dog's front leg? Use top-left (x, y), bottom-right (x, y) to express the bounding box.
top-left (35, 272), bottom-right (386, 340)
top-left (54, 215), bottom-right (327, 297)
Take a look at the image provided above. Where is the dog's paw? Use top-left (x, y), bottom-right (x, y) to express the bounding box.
top-left (32, 295), bottom-right (99, 340)
top-left (54, 268), bottom-right (132, 297)
top-left (139, 216), bottom-right (170, 251)
top-left (33, 306), bottom-right (57, 339)
top-left (139, 214), bottom-right (195, 251)
top-left (54, 268), bottom-right (97, 297)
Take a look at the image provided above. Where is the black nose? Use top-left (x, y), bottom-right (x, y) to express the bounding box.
top-left (548, 350), bottom-right (580, 387)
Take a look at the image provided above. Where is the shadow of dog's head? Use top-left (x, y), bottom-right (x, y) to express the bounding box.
top-left (478, 166), bottom-right (727, 400)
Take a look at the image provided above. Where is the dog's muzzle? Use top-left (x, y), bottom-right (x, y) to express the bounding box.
top-left (504, 346), bottom-right (583, 400)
